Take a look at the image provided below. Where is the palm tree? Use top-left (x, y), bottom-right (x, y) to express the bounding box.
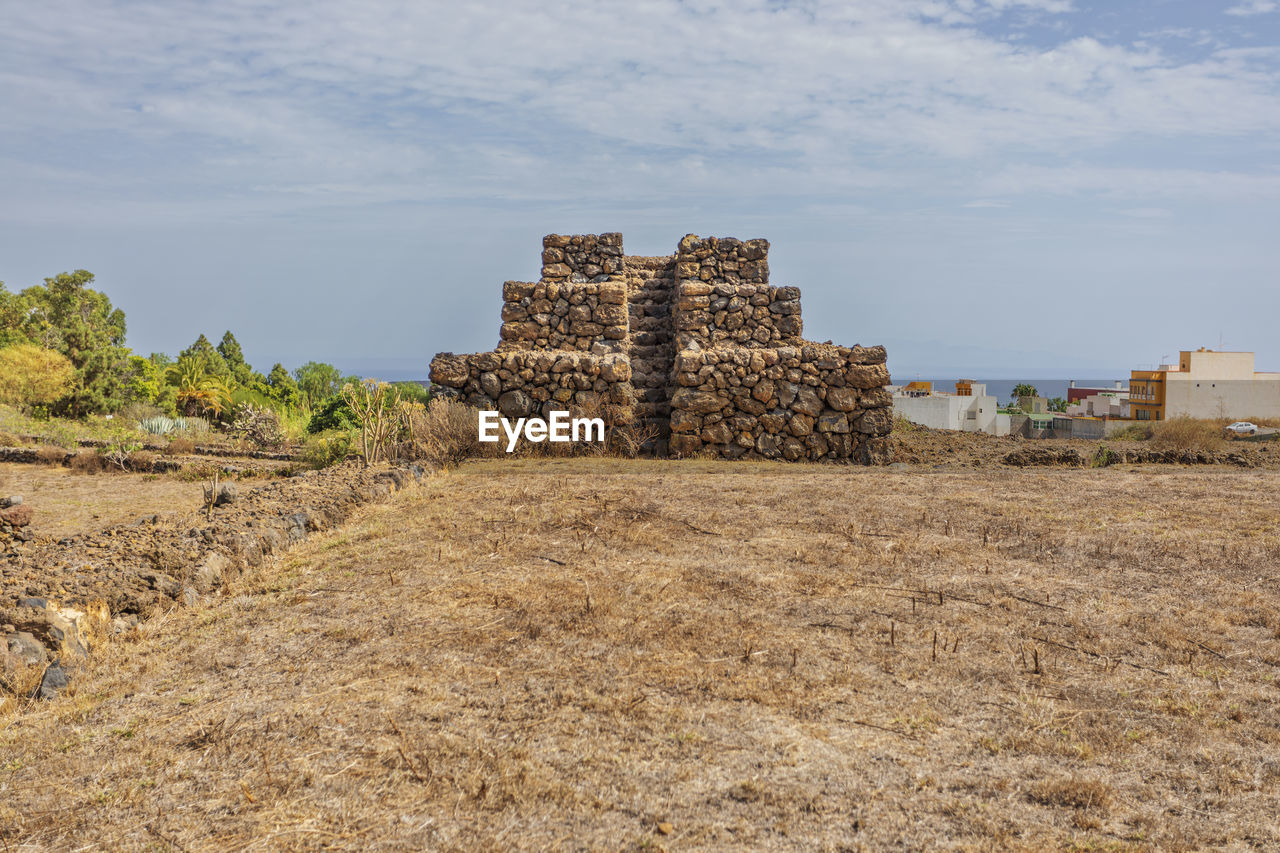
top-left (166, 355), bottom-right (232, 417)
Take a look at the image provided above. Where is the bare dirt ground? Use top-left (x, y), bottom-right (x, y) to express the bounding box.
top-left (0, 461), bottom-right (288, 541)
top-left (889, 423), bottom-right (1280, 468)
top-left (2, 457), bottom-right (1279, 851)
top-left (0, 462), bottom-right (208, 539)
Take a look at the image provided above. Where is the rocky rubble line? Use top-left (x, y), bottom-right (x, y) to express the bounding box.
top-left (0, 444), bottom-right (287, 476)
top-left (4, 433), bottom-right (299, 461)
top-left (1, 462), bottom-right (429, 702)
top-left (1002, 445), bottom-right (1256, 467)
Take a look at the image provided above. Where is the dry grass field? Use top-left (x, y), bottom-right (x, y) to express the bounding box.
top-left (3, 457), bottom-right (1280, 850)
top-left (0, 462), bottom-right (209, 538)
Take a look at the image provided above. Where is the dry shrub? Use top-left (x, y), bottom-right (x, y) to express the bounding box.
top-left (165, 436), bottom-right (196, 456)
top-left (0, 657), bottom-right (45, 699)
top-left (35, 445), bottom-right (66, 466)
top-left (1110, 422), bottom-right (1153, 441)
top-left (1150, 416), bottom-right (1224, 453)
top-left (401, 398), bottom-right (496, 467)
top-left (606, 419), bottom-right (659, 458)
top-left (69, 450), bottom-right (104, 474)
top-left (127, 450), bottom-right (156, 472)
top-left (403, 396), bottom-right (652, 462)
top-left (1027, 777), bottom-right (1112, 812)
top-left (229, 403), bottom-right (285, 449)
top-left (0, 431), bottom-right (19, 447)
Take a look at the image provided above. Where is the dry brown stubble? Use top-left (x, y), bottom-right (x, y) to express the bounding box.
top-left (2, 458), bottom-right (1279, 850)
top-left (0, 462), bottom-right (208, 538)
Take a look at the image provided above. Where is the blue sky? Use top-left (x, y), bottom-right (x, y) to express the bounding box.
top-left (1, 0), bottom-right (1277, 379)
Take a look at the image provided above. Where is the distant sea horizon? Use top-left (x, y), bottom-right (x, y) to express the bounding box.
top-left (340, 362), bottom-right (1133, 405)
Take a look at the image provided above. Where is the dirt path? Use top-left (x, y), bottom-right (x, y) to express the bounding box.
top-left (2, 459), bottom-right (1278, 850)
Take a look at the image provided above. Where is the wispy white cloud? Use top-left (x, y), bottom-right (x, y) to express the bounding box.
top-left (1, 0), bottom-right (1278, 224)
top-left (981, 164), bottom-right (1280, 200)
top-left (1226, 1), bottom-right (1277, 17)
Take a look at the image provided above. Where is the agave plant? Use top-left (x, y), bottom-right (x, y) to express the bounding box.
top-left (139, 415), bottom-right (176, 435)
top-left (173, 416), bottom-right (210, 434)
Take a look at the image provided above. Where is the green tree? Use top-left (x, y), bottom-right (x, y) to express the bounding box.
top-left (179, 334), bottom-right (230, 382)
top-left (0, 344), bottom-right (76, 410)
top-left (16, 270), bottom-right (130, 417)
top-left (1047, 396), bottom-right (1068, 413)
top-left (265, 363), bottom-right (301, 408)
top-left (1011, 383), bottom-right (1039, 399)
top-left (124, 353), bottom-right (162, 405)
top-left (294, 361), bottom-right (344, 408)
top-left (217, 331), bottom-right (257, 387)
top-left (0, 283), bottom-right (31, 349)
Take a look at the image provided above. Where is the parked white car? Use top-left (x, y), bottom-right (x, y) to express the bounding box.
top-left (1226, 421), bottom-right (1258, 435)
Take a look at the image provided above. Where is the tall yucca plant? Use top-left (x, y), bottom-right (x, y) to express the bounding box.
top-left (341, 379), bottom-right (400, 467)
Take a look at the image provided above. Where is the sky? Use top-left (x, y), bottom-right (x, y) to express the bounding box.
top-left (1, 0), bottom-right (1278, 380)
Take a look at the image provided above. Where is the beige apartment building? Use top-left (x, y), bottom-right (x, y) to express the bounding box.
top-left (1129, 349), bottom-right (1280, 421)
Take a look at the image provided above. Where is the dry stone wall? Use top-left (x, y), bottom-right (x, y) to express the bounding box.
top-left (498, 278), bottom-right (629, 353)
top-left (430, 232), bottom-right (892, 462)
top-left (428, 348), bottom-right (634, 423)
top-left (540, 232), bottom-right (625, 282)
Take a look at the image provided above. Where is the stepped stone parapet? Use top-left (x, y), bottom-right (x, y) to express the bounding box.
top-left (430, 233), bottom-right (892, 463)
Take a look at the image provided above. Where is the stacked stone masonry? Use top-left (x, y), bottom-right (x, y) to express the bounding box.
top-left (430, 233), bottom-right (892, 463)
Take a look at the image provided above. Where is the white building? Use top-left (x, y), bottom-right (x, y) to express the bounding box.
top-left (1066, 392), bottom-right (1128, 419)
top-left (892, 381), bottom-right (1010, 436)
top-left (1131, 349), bottom-right (1280, 421)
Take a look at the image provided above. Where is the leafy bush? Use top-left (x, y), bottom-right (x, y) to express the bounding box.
top-left (40, 422), bottom-right (81, 449)
top-left (1091, 444), bottom-right (1118, 468)
top-left (302, 429), bottom-right (354, 469)
top-left (393, 382), bottom-right (431, 408)
top-left (277, 407), bottom-right (312, 443)
top-left (101, 432), bottom-right (143, 470)
top-left (120, 401), bottom-right (166, 424)
top-left (308, 395), bottom-right (358, 433)
top-left (229, 386), bottom-right (279, 415)
top-left (229, 403), bottom-right (285, 448)
top-left (1150, 416), bottom-right (1223, 453)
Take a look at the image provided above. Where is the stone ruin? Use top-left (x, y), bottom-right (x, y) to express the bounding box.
top-left (429, 233), bottom-right (893, 463)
